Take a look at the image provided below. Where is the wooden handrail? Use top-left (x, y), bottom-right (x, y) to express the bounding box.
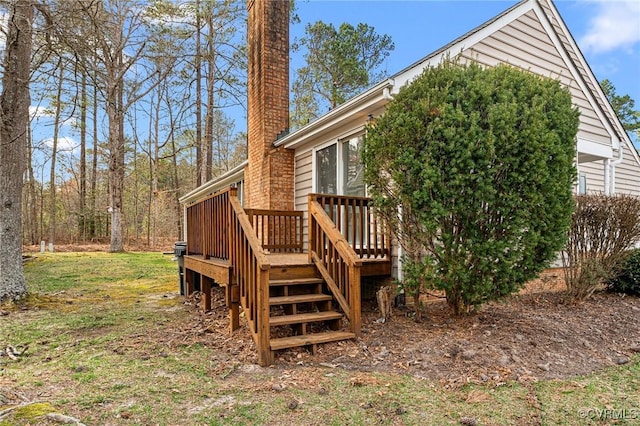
top-left (186, 187), bottom-right (234, 259)
top-left (308, 197), bottom-right (362, 336)
top-left (311, 251), bottom-right (351, 317)
top-left (308, 201), bottom-right (362, 267)
top-left (228, 192), bottom-right (272, 366)
top-left (310, 193), bottom-right (390, 260)
top-left (229, 198), bottom-right (271, 269)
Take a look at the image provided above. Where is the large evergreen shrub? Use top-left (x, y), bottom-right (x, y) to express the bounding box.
top-left (363, 61), bottom-right (579, 314)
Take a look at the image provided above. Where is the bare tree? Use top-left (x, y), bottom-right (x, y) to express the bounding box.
top-left (55, 0), bottom-right (171, 251)
top-left (0, 0), bottom-right (34, 300)
top-left (47, 57), bottom-right (64, 248)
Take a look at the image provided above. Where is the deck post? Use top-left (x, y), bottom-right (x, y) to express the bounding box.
top-left (185, 269), bottom-right (195, 295)
top-left (307, 195), bottom-right (315, 264)
top-left (201, 276), bottom-right (212, 311)
top-left (349, 266), bottom-right (362, 337)
top-left (256, 268), bottom-right (273, 366)
top-left (228, 282), bottom-right (240, 332)
top-left (229, 291), bottom-right (240, 332)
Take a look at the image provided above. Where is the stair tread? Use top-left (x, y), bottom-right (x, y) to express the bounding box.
top-left (269, 277), bottom-right (323, 286)
top-left (269, 311), bottom-right (343, 326)
top-left (269, 294), bottom-right (333, 305)
top-left (270, 331), bottom-right (356, 351)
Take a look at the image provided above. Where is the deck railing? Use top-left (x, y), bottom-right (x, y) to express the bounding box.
top-left (245, 209), bottom-right (304, 253)
top-left (311, 194), bottom-right (390, 260)
top-left (185, 187), bottom-right (232, 259)
top-left (308, 196), bottom-right (363, 336)
top-left (229, 193), bottom-right (272, 366)
top-left (185, 187), bottom-right (272, 365)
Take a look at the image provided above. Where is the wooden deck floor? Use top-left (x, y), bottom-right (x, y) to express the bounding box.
top-left (184, 250), bottom-right (390, 284)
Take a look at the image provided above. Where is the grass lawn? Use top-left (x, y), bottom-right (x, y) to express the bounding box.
top-left (1, 252), bottom-right (638, 425)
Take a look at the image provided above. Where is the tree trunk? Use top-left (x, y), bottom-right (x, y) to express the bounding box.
top-left (49, 58), bottom-right (64, 248)
top-left (107, 83), bottom-right (125, 252)
top-left (107, 39), bottom-right (126, 252)
top-left (27, 125), bottom-right (39, 245)
top-left (152, 88), bottom-right (161, 248)
top-left (195, 0), bottom-right (203, 186)
top-left (89, 58), bottom-right (99, 240)
top-left (203, 9), bottom-right (215, 183)
top-left (79, 70), bottom-right (87, 242)
top-left (167, 91), bottom-right (183, 240)
top-left (0, 0), bottom-right (33, 301)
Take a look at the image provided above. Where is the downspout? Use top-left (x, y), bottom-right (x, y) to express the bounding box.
top-left (609, 141), bottom-right (624, 195)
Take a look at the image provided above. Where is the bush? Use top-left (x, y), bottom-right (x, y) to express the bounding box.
top-left (363, 61), bottom-right (579, 314)
top-left (562, 194), bottom-right (640, 301)
top-left (607, 249), bottom-right (640, 296)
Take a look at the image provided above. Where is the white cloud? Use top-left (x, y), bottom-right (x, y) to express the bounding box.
top-left (579, 1), bottom-right (640, 54)
top-left (43, 136), bottom-right (78, 153)
top-left (30, 105), bottom-right (55, 120)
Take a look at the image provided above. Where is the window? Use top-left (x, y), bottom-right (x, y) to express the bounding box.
top-left (315, 134), bottom-right (365, 196)
top-left (316, 144), bottom-right (337, 194)
top-left (342, 136), bottom-right (365, 196)
top-left (578, 173), bottom-right (587, 195)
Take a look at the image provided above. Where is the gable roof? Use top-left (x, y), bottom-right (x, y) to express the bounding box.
top-left (276, 0), bottom-right (640, 167)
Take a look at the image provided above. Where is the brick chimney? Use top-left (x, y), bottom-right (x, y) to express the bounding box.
top-left (245, 0), bottom-right (294, 210)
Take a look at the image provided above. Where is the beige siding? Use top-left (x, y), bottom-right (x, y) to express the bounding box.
top-left (612, 148), bottom-right (640, 196)
top-left (578, 160), bottom-right (605, 193)
top-left (459, 10), bottom-right (611, 146)
top-left (578, 148), bottom-right (640, 196)
top-left (539, 1), bottom-right (622, 141)
top-left (295, 150), bottom-right (313, 247)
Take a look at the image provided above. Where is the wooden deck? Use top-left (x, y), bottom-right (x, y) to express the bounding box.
top-left (182, 189), bottom-right (392, 365)
top-left (184, 251), bottom-right (390, 288)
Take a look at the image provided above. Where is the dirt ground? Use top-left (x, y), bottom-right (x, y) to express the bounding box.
top-left (179, 273), bottom-right (640, 386)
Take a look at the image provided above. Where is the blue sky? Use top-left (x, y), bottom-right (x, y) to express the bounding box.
top-left (290, 0), bottom-right (640, 131)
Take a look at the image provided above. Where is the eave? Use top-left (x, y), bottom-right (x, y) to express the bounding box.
top-left (178, 160), bottom-right (247, 206)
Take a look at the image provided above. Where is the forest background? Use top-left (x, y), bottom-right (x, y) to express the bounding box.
top-left (11, 0), bottom-right (640, 252)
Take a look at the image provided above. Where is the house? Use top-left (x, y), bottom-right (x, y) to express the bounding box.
top-left (178, 0), bottom-right (640, 366)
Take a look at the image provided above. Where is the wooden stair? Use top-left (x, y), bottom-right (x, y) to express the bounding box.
top-left (267, 271), bottom-right (355, 353)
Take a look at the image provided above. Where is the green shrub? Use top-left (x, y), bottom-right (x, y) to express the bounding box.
top-left (607, 249), bottom-right (640, 296)
top-left (363, 61), bottom-right (579, 314)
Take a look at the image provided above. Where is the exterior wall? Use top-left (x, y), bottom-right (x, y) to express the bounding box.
top-left (459, 10), bottom-right (611, 146)
top-left (613, 149), bottom-right (640, 196)
top-left (245, 0), bottom-right (294, 210)
top-left (579, 147), bottom-right (640, 196)
top-left (578, 160), bottom-right (605, 194)
top-left (294, 149), bottom-right (313, 247)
